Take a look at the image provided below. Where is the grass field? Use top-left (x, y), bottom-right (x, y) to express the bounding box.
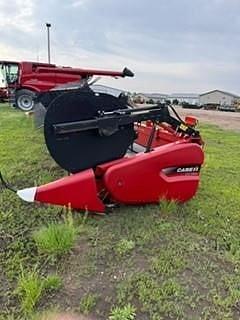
top-left (0, 104), bottom-right (240, 320)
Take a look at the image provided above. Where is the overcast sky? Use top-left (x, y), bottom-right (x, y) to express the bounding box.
top-left (0, 0), bottom-right (240, 93)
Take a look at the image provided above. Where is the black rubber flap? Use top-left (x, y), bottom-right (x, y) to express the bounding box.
top-left (44, 89), bottom-right (135, 173)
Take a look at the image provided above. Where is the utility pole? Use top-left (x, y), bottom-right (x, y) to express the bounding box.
top-left (46, 23), bottom-right (51, 64)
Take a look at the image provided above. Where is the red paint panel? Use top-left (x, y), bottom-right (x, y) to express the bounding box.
top-left (103, 142), bottom-right (204, 204)
top-left (8, 61), bottom-right (127, 93)
top-left (35, 169), bottom-right (105, 213)
top-left (95, 157), bottom-right (132, 177)
top-left (135, 124), bottom-right (185, 148)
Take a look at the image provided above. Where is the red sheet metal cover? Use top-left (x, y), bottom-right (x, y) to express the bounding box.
top-left (103, 142), bottom-right (204, 204)
top-left (35, 169), bottom-right (105, 213)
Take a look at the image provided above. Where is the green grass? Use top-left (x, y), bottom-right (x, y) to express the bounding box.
top-left (79, 293), bottom-right (98, 315)
top-left (116, 272), bottom-right (184, 319)
top-left (109, 304), bottom-right (136, 320)
top-left (115, 239), bottom-right (135, 256)
top-left (43, 275), bottom-right (62, 292)
top-left (159, 199), bottom-right (179, 215)
top-left (1, 104), bottom-right (240, 319)
top-left (15, 267), bottom-right (61, 315)
top-left (151, 248), bottom-right (186, 276)
top-left (33, 222), bottom-right (76, 258)
top-left (15, 267), bottom-right (45, 315)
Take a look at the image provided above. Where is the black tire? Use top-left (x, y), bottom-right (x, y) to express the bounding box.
top-left (15, 89), bottom-right (35, 111)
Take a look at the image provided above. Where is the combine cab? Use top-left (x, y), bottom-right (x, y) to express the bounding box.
top-left (0, 64), bottom-right (9, 102)
top-left (0, 61), bottom-right (18, 102)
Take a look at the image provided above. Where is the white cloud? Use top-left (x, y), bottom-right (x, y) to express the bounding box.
top-left (0, 43), bottom-right (34, 61)
top-left (70, 0), bottom-right (89, 8)
top-left (0, 0), bottom-right (239, 93)
top-left (0, 0), bottom-right (36, 33)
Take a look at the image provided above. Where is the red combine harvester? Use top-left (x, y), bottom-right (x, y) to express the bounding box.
top-left (1, 66), bottom-right (204, 213)
top-left (0, 60), bottom-right (132, 111)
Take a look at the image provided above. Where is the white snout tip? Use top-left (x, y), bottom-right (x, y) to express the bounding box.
top-left (17, 187), bottom-right (37, 202)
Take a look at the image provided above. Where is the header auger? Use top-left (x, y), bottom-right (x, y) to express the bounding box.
top-left (2, 66), bottom-right (204, 214)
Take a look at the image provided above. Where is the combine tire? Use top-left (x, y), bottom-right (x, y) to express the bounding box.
top-left (15, 89), bottom-right (35, 111)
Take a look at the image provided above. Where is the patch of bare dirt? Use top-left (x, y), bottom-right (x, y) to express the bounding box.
top-left (177, 107), bottom-right (240, 131)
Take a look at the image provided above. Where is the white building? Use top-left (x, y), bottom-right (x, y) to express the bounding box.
top-left (200, 90), bottom-right (239, 107)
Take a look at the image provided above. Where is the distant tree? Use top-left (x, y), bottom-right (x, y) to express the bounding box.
top-left (172, 99), bottom-right (179, 105)
top-left (165, 99), bottom-right (171, 105)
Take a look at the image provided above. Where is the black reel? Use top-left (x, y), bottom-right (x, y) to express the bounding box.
top-left (44, 88), bottom-right (136, 173)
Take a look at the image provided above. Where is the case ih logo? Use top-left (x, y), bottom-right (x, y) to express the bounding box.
top-left (176, 166), bottom-right (200, 173)
top-left (162, 165), bottom-right (201, 175)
